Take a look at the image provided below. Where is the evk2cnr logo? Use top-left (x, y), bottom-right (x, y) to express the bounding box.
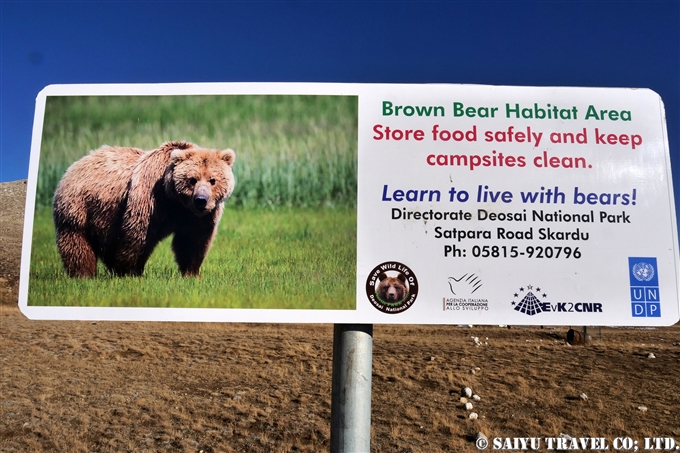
top-left (511, 284), bottom-right (602, 316)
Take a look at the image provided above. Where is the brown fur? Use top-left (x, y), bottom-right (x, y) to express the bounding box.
top-left (52, 141), bottom-right (235, 277)
top-left (376, 272), bottom-right (408, 303)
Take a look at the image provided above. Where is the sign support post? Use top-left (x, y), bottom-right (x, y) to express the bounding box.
top-left (330, 324), bottom-right (373, 453)
top-left (583, 326), bottom-right (588, 345)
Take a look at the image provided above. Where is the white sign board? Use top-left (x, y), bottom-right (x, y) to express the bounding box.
top-left (19, 83), bottom-right (679, 325)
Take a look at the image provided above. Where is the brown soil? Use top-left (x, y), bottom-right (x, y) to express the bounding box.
top-left (0, 180), bottom-right (26, 305)
top-left (1, 180), bottom-right (679, 452)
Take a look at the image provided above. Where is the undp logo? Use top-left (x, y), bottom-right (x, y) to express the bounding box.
top-left (629, 257), bottom-right (661, 318)
top-left (632, 262), bottom-right (655, 282)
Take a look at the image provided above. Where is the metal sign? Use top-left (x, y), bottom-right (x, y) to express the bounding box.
top-left (19, 83), bottom-right (679, 325)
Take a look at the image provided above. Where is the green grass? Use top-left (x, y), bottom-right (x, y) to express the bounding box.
top-left (28, 206), bottom-right (356, 309)
top-left (36, 94), bottom-right (358, 209)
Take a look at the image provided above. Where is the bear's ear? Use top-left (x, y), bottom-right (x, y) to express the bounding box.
top-left (219, 149), bottom-right (235, 166)
top-left (397, 273), bottom-right (407, 283)
top-left (377, 272), bottom-right (388, 282)
top-left (170, 149), bottom-right (194, 163)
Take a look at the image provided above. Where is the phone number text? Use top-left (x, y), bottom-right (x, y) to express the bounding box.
top-left (444, 245), bottom-right (582, 259)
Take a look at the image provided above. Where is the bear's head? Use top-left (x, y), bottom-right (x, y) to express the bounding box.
top-left (376, 272), bottom-right (408, 303)
top-left (166, 145), bottom-right (236, 216)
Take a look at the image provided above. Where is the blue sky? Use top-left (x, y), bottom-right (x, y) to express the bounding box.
top-left (1, 1), bottom-right (678, 186)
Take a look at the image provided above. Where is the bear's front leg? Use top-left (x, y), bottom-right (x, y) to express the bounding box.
top-left (171, 226), bottom-right (215, 277)
top-left (111, 235), bottom-right (153, 277)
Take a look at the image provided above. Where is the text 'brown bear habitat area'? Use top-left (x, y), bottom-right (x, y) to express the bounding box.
top-left (2, 180), bottom-right (680, 452)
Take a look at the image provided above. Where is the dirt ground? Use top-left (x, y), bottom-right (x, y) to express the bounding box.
top-left (1, 180), bottom-right (679, 452)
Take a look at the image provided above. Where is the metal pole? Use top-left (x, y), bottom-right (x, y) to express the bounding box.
top-left (330, 324), bottom-right (373, 453)
top-left (582, 325), bottom-right (588, 346)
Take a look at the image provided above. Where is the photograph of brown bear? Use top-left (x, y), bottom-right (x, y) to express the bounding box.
top-left (52, 141), bottom-right (236, 277)
top-left (376, 271), bottom-right (409, 304)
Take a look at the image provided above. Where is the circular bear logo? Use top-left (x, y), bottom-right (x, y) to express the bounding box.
top-left (365, 262), bottom-right (419, 314)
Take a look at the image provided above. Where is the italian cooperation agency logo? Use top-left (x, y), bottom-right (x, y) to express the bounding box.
top-left (443, 272), bottom-right (489, 311)
top-left (366, 261), bottom-right (419, 314)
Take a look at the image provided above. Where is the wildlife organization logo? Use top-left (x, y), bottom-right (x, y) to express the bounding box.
top-left (510, 284), bottom-right (603, 316)
top-left (443, 273), bottom-right (488, 311)
top-left (366, 262), bottom-right (419, 314)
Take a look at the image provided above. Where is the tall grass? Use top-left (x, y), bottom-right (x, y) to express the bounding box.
top-left (36, 95), bottom-right (357, 208)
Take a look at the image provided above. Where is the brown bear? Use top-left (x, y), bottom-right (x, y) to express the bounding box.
top-left (52, 141), bottom-right (235, 277)
top-left (376, 272), bottom-right (408, 303)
